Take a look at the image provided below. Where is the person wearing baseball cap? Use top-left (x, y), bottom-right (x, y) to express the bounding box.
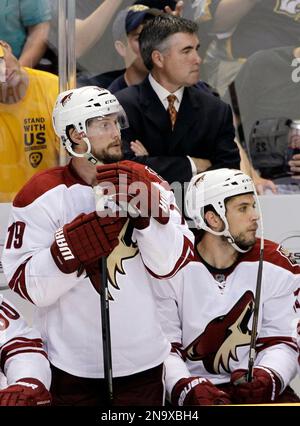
top-left (77, 1), bottom-right (183, 91)
top-left (109, 4), bottom-right (163, 93)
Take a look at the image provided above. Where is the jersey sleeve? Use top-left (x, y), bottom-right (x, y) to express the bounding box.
top-left (254, 256), bottom-right (300, 389)
top-left (150, 272), bottom-right (191, 398)
top-left (297, 320), bottom-right (300, 375)
top-left (132, 191), bottom-right (194, 278)
top-left (2, 190), bottom-right (84, 307)
top-left (0, 297), bottom-right (51, 388)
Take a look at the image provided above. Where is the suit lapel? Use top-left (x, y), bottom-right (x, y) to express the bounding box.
top-left (137, 81), bottom-right (205, 153)
top-left (170, 87), bottom-right (203, 150)
top-left (139, 79), bottom-right (170, 133)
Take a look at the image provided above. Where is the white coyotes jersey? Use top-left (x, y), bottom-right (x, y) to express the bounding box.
top-left (151, 239), bottom-right (300, 390)
top-left (2, 163), bottom-right (194, 378)
top-left (0, 295), bottom-right (50, 388)
top-left (297, 320), bottom-right (300, 375)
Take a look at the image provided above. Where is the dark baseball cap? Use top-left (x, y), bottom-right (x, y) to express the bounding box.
top-left (112, 5), bottom-right (162, 41)
top-left (132, 0), bottom-right (178, 10)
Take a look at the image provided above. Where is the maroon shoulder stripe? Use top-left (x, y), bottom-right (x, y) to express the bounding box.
top-left (145, 236), bottom-right (194, 279)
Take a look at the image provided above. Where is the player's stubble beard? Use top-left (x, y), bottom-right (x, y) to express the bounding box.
top-left (230, 231), bottom-right (257, 252)
top-left (94, 137), bottom-right (124, 164)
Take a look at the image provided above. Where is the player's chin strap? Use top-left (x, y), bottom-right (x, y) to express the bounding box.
top-left (224, 186), bottom-right (264, 253)
top-left (201, 187), bottom-right (264, 254)
top-left (64, 135), bottom-right (103, 166)
top-left (200, 223), bottom-right (251, 254)
top-left (202, 227), bottom-right (251, 253)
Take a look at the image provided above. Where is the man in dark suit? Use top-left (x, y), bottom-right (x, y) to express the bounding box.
top-left (115, 14), bottom-right (240, 185)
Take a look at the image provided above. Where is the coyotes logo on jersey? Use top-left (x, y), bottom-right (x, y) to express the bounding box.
top-left (185, 291), bottom-right (254, 374)
top-left (275, 0), bottom-right (300, 19)
top-left (107, 219), bottom-right (139, 297)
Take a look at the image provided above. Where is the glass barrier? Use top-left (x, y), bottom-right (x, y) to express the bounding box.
top-left (204, 0), bottom-right (300, 193)
top-left (1, 0), bottom-right (299, 201)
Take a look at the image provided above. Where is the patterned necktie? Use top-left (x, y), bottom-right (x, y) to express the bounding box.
top-left (167, 94), bottom-right (178, 130)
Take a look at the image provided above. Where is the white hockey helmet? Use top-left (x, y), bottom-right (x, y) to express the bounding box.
top-left (52, 86), bottom-right (128, 163)
top-left (185, 168), bottom-right (258, 252)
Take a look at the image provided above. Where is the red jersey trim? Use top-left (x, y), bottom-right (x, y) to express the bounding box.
top-left (0, 337), bottom-right (47, 371)
top-left (146, 236), bottom-right (194, 279)
top-left (8, 258), bottom-right (34, 304)
top-left (256, 336), bottom-right (298, 354)
top-left (241, 239), bottom-right (300, 274)
top-left (13, 161), bottom-right (89, 208)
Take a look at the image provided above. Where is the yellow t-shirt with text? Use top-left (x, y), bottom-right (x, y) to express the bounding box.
top-left (0, 68), bottom-right (59, 202)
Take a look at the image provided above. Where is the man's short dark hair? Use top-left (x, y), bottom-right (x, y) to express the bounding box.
top-left (139, 14), bottom-right (198, 71)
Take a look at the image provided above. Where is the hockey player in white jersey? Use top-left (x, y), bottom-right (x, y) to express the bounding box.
top-left (297, 320), bottom-right (300, 376)
top-left (151, 168), bottom-right (300, 405)
top-left (0, 295), bottom-right (51, 406)
top-left (1, 86), bottom-right (194, 406)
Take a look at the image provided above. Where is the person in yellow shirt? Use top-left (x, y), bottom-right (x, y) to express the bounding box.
top-left (0, 40), bottom-right (59, 202)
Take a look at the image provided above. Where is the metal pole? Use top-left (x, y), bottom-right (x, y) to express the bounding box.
top-left (66, 0), bottom-right (76, 91)
top-left (58, 0), bottom-right (76, 166)
top-left (58, 0), bottom-right (67, 93)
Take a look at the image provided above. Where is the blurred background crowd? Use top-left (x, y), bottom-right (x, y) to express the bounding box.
top-left (0, 0), bottom-right (300, 203)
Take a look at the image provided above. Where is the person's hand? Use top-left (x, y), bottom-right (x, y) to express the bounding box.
top-left (289, 153), bottom-right (300, 179)
top-left (0, 378), bottom-right (51, 406)
top-left (165, 0), bottom-right (184, 16)
top-left (231, 367), bottom-right (281, 404)
top-left (130, 140), bottom-right (149, 156)
top-left (252, 175), bottom-right (277, 194)
top-left (50, 212), bottom-right (125, 274)
top-left (171, 377), bottom-right (231, 406)
top-left (96, 161), bottom-right (170, 229)
top-left (190, 157), bottom-right (212, 173)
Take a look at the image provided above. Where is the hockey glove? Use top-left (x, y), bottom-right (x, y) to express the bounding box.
top-left (51, 212), bottom-right (125, 274)
top-left (0, 378), bottom-right (51, 406)
top-left (231, 367), bottom-right (282, 404)
top-left (85, 261), bottom-right (102, 294)
top-left (96, 160), bottom-right (170, 229)
top-left (171, 377), bottom-right (231, 406)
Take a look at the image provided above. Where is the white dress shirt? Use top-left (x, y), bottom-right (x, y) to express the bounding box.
top-left (148, 74), bottom-right (197, 176)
